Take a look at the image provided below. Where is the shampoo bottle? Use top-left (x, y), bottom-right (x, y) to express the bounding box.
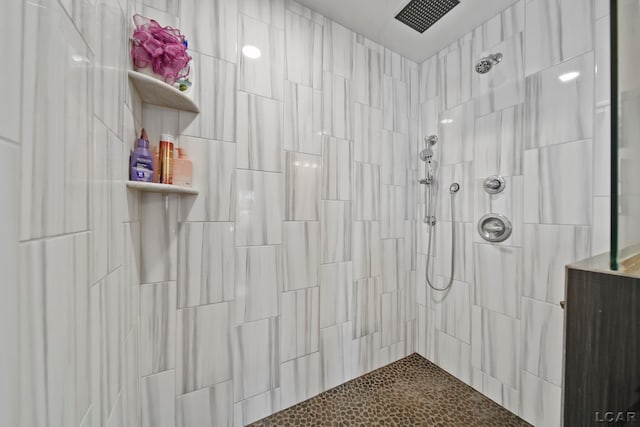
top-left (130, 129), bottom-right (154, 182)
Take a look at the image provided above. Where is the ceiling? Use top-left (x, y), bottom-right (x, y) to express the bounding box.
top-left (295, 0), bottom-right (519, 63)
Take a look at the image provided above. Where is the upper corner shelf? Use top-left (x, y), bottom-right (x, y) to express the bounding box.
top-left (128, 70), bottom-right (200, 113)
top-left (126, 181), bottom-right (199, 195)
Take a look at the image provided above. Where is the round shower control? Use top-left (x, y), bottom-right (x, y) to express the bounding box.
top-left (477, 213), bottom-right (512, 243)
top-left (483, 175), bottom-right (506, 194)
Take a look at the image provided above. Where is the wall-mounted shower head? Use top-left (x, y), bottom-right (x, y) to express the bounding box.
top-left (475, 53), bottom-right (503, 74)
top-left (424, 135), bottom-right (438, 146)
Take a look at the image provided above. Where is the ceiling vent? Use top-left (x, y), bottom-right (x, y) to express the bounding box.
top-left (394, 0), bottom-right (460, 33)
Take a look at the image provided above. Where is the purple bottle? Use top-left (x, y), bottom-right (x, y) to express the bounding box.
top-left (130, 128), bottom-right (154, 182)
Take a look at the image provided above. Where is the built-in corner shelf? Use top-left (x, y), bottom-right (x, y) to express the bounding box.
top-left (126, 181), bottom-right (199, 195)
top-left (128, 70), bottom-right (200, 113)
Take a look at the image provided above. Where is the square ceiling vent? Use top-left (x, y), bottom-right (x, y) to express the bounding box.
top-left (394, 0), bottom-right (460, 33)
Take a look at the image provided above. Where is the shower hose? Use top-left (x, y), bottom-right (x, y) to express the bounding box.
top-left (424, 183), bottom-right (457, 292)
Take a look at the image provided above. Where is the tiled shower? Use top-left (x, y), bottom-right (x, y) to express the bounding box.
top-left (0, 0), bottom-right (607, 426)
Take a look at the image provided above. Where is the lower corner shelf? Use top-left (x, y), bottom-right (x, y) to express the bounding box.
top-left (126, 181), bottom-right (199, 195)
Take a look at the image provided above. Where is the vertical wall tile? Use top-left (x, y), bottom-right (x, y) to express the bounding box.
top-left (280, 352), bottom-right (322, 409)
top-left (283, 82), bottom-right (323, 155)
top-left (322, 137), bottom-right (352, 200)
top-left (474, 244), bottom-right (522, 318)
top-left (233, 388), bottom-right (281, 427)
top-left (595, 17), bottom-right (610, 106)
top-left (381, 131), bottom-right (408, 185)
top-left (520, 370), bottom-right (561, 427)
top-left (140, 194), bottom-right (178, 283)
top-left (352, 221), bottom-right (381, 279)
top-left (321, 201), bottom-right (352, 263)
top-left (323, 20), bottom-right (353, 79)
top-left (179, 137), bottom-right (236, 222)
top-left (436, 331), bottom-right (471, 384)
top-left (286, 152), bottom-right (321, 220)
top-left (319, 322), bottom-right (353, 389)
top-left (319, 262), bottom-right (352, 328)
top-left (353, 43), bottom-right (383, 108)
top-left (383, 77), bottom-right (409, 134)
top-left (354, 163), bottom-right (380, 220)
top-left (285, 10), bottom-right (323, 89)
top-left (524, 0), bottom-right (593, 75)
top-left (282, 221), bottom-right (320, 290)
top-left (521, 298), bottom-right (563, 386)
top-left (178, 222), bottom-right (235, 308)
top-left (140, 282), bottom-right (176, 376)
top-left (0, 0), bottom-right (21, 142)
top-left (237, 92), bottom-right (284, 172)
top-left (380, 185), bottom-right (404, 239)
top-left (239, 0), bottom-right (285, 28)
top-left (382, 239), bottom-right (405, 293)
top-left (236, 170), bottom-right (283, 245)
top-left (238, 14), bottom-right (285, 100)
top-left (180, 53), bottom-right (236, 141)
top-left (441, 280), bottom-right (471, 344)
top-left (233, 317), bottom-right (280, 401)
top-left (140, 371), bottom-right (175, 427)
top-left (281, 288), bottom-right (320, 361)
top-left (474, 105), bottom-right (524, 178)
top-left (176, 381), bottom-right (233, 427)
top-left (438, 101), bottom-right (474, 166)
top-left (353, 104), bottom-right (383, 164)
top-left (235, 246), bottom-right (281, 323)
top-left (180, 0), bottom-right (238, 62)
top-left (352, 277), bottom-right (381, 338)
top-left (176, 303), bottom-right (232, 394)
top-left (525, 52), bottom-right (594, 149)
top-left (322, 72), bottom-right (352, 139)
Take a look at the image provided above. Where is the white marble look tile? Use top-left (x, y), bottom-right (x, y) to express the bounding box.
top-left (474, 243), bottom-right (522, 318)
top-left (180, 53), bottom-right (236, 142)
top-left (474, 33), bottom-right (524, 117)
top-left (143, 0), bottom-right (179, 14)
top-left (21, 0), bottom-right (92, 241)
top-left (0, 0), bottom-right (21, 142)
top-left (384, 48), bottom-right (404, 80)
top-left (436, 331), bottom-right (471, 384)
top-left (285, 10), bottom-right (323, 89)
top-left (520, 370), bottom-right (561, 427)
top-left (285, 152), bottom-right (321, 220)
top-left (473, 176), bottom-right (524, 247)
top-left (283, 81), bottom-right (323, 155)
top-left (525, 0), bottom-right (593, 76)
top-left (594, 105), bottom-right (611, 196)
top-left (434, 222), bottom-right (473, 284)
top-left (178, 222), bottom-right (234, 308)
top-left (321, 201), bottom-right (352, 263)
top-left (92, 118), bottom-right (109, 283)
top-left (323, 20), bottom-right (353, 79)
top-left (176, 303), bottom-right (232, 394)
top-left (381, 291), bottom-right (403, 347)
top-left (471, 368), bottom-right (520, 416)
top-left (282, 221), bottom-right (320, 290)
top-left (353, 103), bottom-right (383, 164)
top-left (437, 162), bottom-right (474, 224)
top-left (380, 185), bottom-right (405, 239)
top-left (592, 196), bottom-right (610, 255)
top-left (140, 282), bottom-right (176, 376)
top-left (179, 137), bottom-right (235, 222)
top-left (523, 140), bottom-right (593, 225)
top-left (235, 246), bottom-right (281, 323)
top-left (239, 0), bottom-right (285, 28)
top-left (176, 381), bottom-right (233, 427)
top-left (236, 170), bottom-right (283, 245)
top-left (438, 47), bottom-right (462, 111)
top-left (438, 101), bottom-right (474, 166)
top-left (474, 105), bottom-right (524, 178)
top-left (441, 280), bottom-right (471, 344)
top-left (322, 137), bottom-right (352, 200)
top-left (140, 193), bottom-right (178, 283)
top-left (140, 371), bottom-right (175, 427)
top-left (319, 262), bottom-right (352, 328)
top-left (234, 388), bottom-right (281, 427)
top-left (323, 72), bottom-right (352, 139)
top-left (238, 14), bottom-right (285, 100)
top-left (180, 0), bottom-right (237, 62)
top-left (383, 77), bottom-right (409, 134)
top-left (382, 239), bottom-right (405, 293)
top-left (280, 352), bottom-right (322, 409)
top-left (353, 277), bottom-right (381, 338)
top-left (419, 55), bottom-right (438, 103)
top-left (523, 224), bottom-right (591, 304)
top-left (320, 322), bottom-right (353, 389)
top-left (420, 97), bottom-right (440, 137)
top-left (595, 17), bottom-right (610, 106)
top-left (353, 42), bottom-right (383, 108)
top-left (381, 131), bottom-right (408, 186)
top-left (281, 288), bottom-right (320, 361)
top-left (354, 163), bottom-right (380, 221)
top-left (352, 221), bottom-right (382, 279)
top-left (233, 317), bottom-right (280, 400)
top-left (525, 52), bottom-right (594, 148)
top-left (522, 298), bottom-right (563, 386)
top-left (351, 332), bottom-right (382, 377)
top-left (471, 306), bottom-right (520, 389)
top-left (237, 92), bottom-right (283, 172)
top-left (472, 0), bottom-right (524, 53)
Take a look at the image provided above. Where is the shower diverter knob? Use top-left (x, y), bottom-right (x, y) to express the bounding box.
top-left (477, 213), bottom-right (512, 243)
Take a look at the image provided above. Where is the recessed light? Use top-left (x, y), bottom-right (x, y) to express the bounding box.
top-left (242, 45), bottom-right (261, 59)
top-left (558, 71), bottom-right (580, 82)
top-left (440, 119), bottom-right (453, 124)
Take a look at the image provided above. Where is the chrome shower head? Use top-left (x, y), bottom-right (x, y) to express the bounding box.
top-left (419, 148), bottom-right (434, 162)
top-left (475, 53), bottom-right (503, 74)
top-left (424, 135), bottom-right (438, 146)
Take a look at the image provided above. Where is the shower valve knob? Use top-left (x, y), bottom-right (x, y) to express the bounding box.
top-left (483, 175), bottom-right (506, 194)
